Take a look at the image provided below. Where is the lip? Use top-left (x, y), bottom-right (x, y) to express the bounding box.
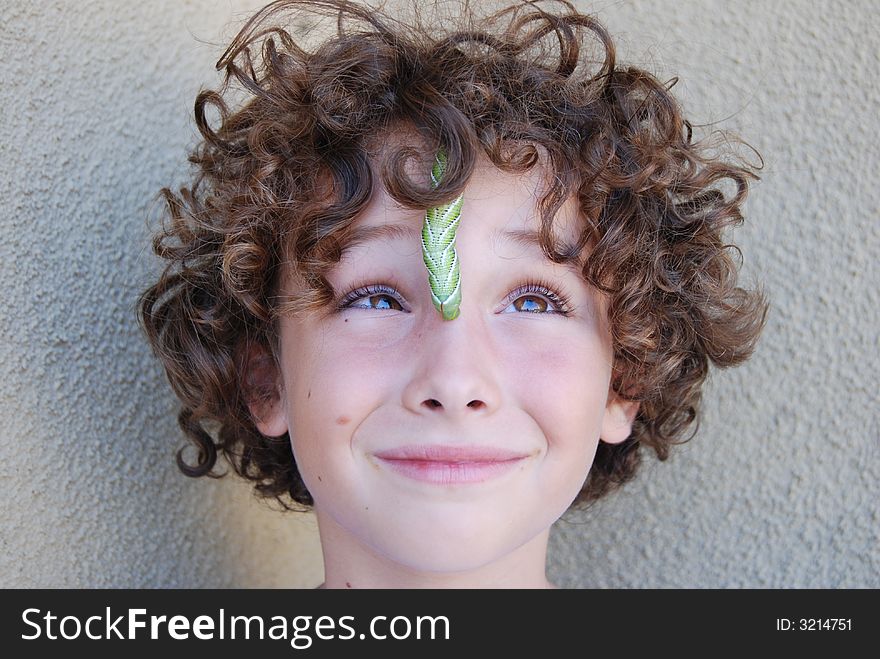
top-left (373, 445), bottom-right (531, 485)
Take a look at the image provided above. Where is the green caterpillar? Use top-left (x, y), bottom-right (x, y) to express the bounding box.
top-left (421, 148), bottom-right (463, 320)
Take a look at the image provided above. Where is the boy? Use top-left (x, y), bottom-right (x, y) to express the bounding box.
top-left (138, 0), bottom-right (767, 587)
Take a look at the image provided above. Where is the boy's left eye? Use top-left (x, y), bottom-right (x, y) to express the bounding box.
top-left (502, 281), bottom-right (573, 315)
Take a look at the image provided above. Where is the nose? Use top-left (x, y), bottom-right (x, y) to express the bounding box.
top-left (401, 303), bottom-right (502, 420)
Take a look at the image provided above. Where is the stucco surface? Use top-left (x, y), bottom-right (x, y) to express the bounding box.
top-left (1, 0), bottom-right (876, 588)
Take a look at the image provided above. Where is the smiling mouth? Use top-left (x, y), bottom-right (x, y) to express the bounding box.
top-left (372, 445), bottom-right (531, 485)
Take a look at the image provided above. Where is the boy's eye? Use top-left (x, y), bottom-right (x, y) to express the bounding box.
top-left (338, 284), bottom-right (405, 311)
top-left (506, 295), bottom-right (551, 313)
top-left (352, 292), bottom-right (403, 311)
top-left (502, 281), bottom-right (573, 316)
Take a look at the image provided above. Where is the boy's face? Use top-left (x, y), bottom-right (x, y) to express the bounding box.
top-left (253, 153), bottom-right (638, 575)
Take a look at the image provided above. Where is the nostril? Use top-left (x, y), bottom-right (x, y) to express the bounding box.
top-left (422, 399), bottom-right (484, 410)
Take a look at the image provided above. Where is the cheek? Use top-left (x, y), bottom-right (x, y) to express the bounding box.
top-left (517, 339), bottom-right (609, 503)
top-left (281, 330), bottom-right (396, 468)
top-left (505, 334), bottom-right (612, 429)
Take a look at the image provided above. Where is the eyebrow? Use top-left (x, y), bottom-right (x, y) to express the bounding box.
top-left (340, 222), bottom-right (583, 268)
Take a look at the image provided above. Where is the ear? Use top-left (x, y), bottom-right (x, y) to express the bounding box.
top-left (241, 342), bottom-right (289, 438)
top-left (600, 388), bottom-right (640, 445)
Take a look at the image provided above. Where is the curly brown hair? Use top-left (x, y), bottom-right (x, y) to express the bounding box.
top-left (137, 0), bottom-right (768, 510)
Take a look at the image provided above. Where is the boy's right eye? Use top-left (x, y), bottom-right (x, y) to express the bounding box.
top-left (338, 284), bottom-right (406, 311)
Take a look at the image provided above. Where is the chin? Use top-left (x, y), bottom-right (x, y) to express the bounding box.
top-left (367, 509), bottom-right (544, 574)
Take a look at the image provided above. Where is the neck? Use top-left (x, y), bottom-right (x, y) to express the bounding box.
top-left (314, 509), bottom-right (555, 589)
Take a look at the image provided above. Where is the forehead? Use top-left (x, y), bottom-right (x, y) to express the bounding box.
top-left (341, 152), bottom-right (584, 268)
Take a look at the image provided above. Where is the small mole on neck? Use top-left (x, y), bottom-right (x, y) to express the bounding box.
top-left (336, 416), bottom-right (350, 425)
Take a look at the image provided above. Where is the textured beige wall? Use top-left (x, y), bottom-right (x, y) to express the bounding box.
top-left (0, 0), bottom-right (323, 588)
top-left (1, 0), bottom-right (877, 588)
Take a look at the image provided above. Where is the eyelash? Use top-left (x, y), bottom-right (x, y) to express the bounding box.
top-left (337, 277), bottom-right (574, 316)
